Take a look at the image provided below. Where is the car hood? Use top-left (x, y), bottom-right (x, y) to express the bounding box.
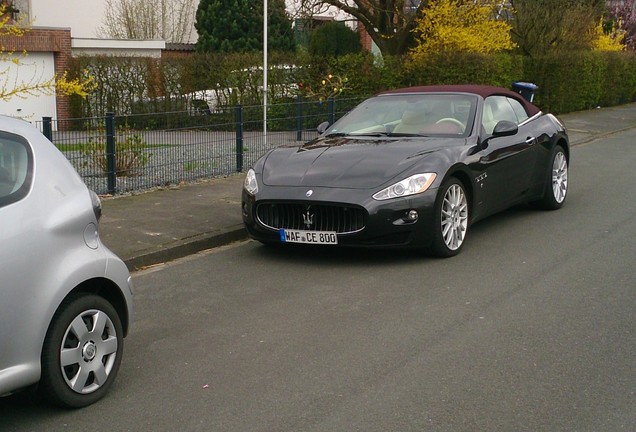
top-left (262, 136), bottom-right (460, 189)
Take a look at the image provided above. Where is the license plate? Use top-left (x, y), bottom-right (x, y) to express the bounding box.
top-left (279, 229), bottom-right (338, 245)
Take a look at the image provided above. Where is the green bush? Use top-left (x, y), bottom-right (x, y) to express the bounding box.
top-left (81, 126), bottom-right (151, 177)
top-left (404, 50), bottom-right (636, 114)
top-left (309, 21), bottom-right (362, 57)
top-left (598, 51), bottom-right (636, 106)
top-left (524, 51), bottom-right (620, 114)
top-left (68, 49), bottom-right (636, 125)
top-left (406, 51), bottom-right (524, 88)
top-left (69, 56), bottom-right (154, 118)
top-left (297, 52), bottom-right (388, 99)
top-left (266, 97), bottom-right (297, 131)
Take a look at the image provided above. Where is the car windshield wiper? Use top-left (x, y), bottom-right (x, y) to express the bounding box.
top-left (323, 132), bottom-right (349, 138)
top-left (388, 132), bottom-right (428, 137)
top-left (348, 132), bottom-right (392, 137)
top-left (361, 132), bottom-right (391, 137)
top-left (325, 132), bottom-right (401, 138)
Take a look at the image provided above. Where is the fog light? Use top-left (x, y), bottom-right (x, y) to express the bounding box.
top-left (407, 210), bottom-right (418, 221)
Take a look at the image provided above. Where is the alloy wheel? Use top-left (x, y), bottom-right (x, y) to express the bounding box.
top-left (440, 183), bottom-right (468, 251)
top-left (552, 151), bottom-right (568, 204)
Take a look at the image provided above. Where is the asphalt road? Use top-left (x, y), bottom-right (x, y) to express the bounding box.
top-left (2, 130), bottom-right (635, 431)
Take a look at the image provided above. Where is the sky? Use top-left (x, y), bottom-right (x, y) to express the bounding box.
top-left (25, 0), bottom-right (351, 41)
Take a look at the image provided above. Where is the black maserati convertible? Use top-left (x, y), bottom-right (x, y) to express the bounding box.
top-left (242, 85), bottom-right (569, 257)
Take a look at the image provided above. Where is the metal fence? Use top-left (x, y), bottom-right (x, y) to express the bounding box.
top-left (37, 96), bottom-right (363, 195)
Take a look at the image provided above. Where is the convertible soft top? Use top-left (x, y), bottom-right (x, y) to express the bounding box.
top-left (380, 85), bottom-right (541, 117)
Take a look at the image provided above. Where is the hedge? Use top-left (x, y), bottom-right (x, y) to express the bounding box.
top-left (69, 50), bottom-right (636, 121)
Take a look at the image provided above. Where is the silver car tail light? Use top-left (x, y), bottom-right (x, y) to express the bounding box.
top-left (90, 190), bottom-right (102, 221)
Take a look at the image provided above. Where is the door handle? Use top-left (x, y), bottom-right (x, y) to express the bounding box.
top-left (525, 137), bottom-right (536, 145)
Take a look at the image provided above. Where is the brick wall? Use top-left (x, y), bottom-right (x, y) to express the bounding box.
top-left (0, 27), bottom-right (72, 120)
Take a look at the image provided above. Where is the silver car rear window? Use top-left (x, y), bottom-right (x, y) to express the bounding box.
top-left (0, 131), bottom-right (33, 207)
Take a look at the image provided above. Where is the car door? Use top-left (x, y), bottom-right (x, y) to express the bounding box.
top-left (476, 95), bottom-right (538, 212)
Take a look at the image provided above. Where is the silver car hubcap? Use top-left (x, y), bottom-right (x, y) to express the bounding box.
top-left (60, 310), bottom-right (118, 394)
top-left (441, 184), bottom-right (468, 250)
top-left (552, 151), bottom-right (568, 203)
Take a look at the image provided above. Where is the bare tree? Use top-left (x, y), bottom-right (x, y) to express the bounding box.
top-left (289, 0), bottom-right (431, 56)
top-left (99, 0), bottom-right (196, 43)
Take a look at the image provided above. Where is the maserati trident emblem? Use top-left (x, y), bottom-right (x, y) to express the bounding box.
top-left (303, 210), bottom-right (314, 228)
top-left (306, 189), bottom-right (313, 197)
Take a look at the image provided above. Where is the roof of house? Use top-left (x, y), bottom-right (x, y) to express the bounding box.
top-left (164, 43), bottom-right (196, 52)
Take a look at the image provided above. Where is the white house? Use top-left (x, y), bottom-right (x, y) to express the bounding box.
top-left (1, 0), bottom-right (351, 122)
top-left (0, 0), bottom-right (164, 122)
top-left (16, 0), bottom-right (107, 38)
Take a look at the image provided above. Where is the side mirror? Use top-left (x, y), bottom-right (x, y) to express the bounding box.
top-left (316, 121), bottom-right (330, 134)
top-left (492, 120), bottom-right (518, 137)
top-left (480, 120), bottom-right (518, 149)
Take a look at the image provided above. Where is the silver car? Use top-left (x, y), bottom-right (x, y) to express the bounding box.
top-left (0, 115), bottom-right (133, 408)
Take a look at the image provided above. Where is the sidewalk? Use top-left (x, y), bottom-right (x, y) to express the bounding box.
top-left (100, 103), bottom-right (636, 271)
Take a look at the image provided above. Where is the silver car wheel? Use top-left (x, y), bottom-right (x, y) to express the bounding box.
top-left (440, 183), bottom-right (468, 251)
top-left (41, 294), bottom-right (124, 407)
top-left (60, 309), bottom-right (119, 394)
top-left (552, 151), bottom-right (568, 204)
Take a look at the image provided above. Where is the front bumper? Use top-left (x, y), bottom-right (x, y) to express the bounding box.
top-left (242, 185), bottom-right (438, 248)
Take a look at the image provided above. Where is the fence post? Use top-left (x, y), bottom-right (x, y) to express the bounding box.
top-left (296, 95), bottom-right (303, 141)
top-left (235, 105), bottom-right (244, 172)
top-left (42, 117), bottom-right (53, 142)
top-left (328, 98), bottom-right (335, 126)
top-left (105, 112), bottom-right (116, 195)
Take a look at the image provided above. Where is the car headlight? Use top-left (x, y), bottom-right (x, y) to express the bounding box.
top-left (372, 173), bottom-right (437, 201)
top-left (244, 169), bottom-right (258, 195)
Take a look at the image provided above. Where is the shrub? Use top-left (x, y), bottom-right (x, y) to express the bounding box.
top-left (81, 126), bottom-right (151, 177)
top-left (309, 21), bottom-right (362, 57)
top-left (406, 51), bottom-right (524, 88)
top-left (68, 49), bottom-right (636, 124)
top-left (524, 51), bottom-right (608, 113)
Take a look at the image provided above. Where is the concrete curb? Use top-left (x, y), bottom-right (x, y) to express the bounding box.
top-left (124, 226), bottom-right (248, 271)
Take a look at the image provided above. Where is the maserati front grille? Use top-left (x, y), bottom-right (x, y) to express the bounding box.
top-left (256, 202), bottom-right (366, 234)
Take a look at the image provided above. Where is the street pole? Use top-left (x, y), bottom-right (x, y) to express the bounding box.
top-left (263, 0), bottom-right (268, 146)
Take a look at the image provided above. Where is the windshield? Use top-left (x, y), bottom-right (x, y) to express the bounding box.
top-left (325, 93), bottom-right (478, 138)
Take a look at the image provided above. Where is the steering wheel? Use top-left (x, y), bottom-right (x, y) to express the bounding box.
top-left (435, 118), bottom-right (464, 129)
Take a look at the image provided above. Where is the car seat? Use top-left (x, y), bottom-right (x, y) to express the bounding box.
top-left (393, 110), bottom-right (425, 134)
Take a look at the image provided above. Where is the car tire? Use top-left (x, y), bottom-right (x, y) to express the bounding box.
top-left (39, 293), bottom-right (124, 408)
top-left (535, 144), bottom-right (568, 210)
top-left (430, 177), bottom-right (469, 257)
